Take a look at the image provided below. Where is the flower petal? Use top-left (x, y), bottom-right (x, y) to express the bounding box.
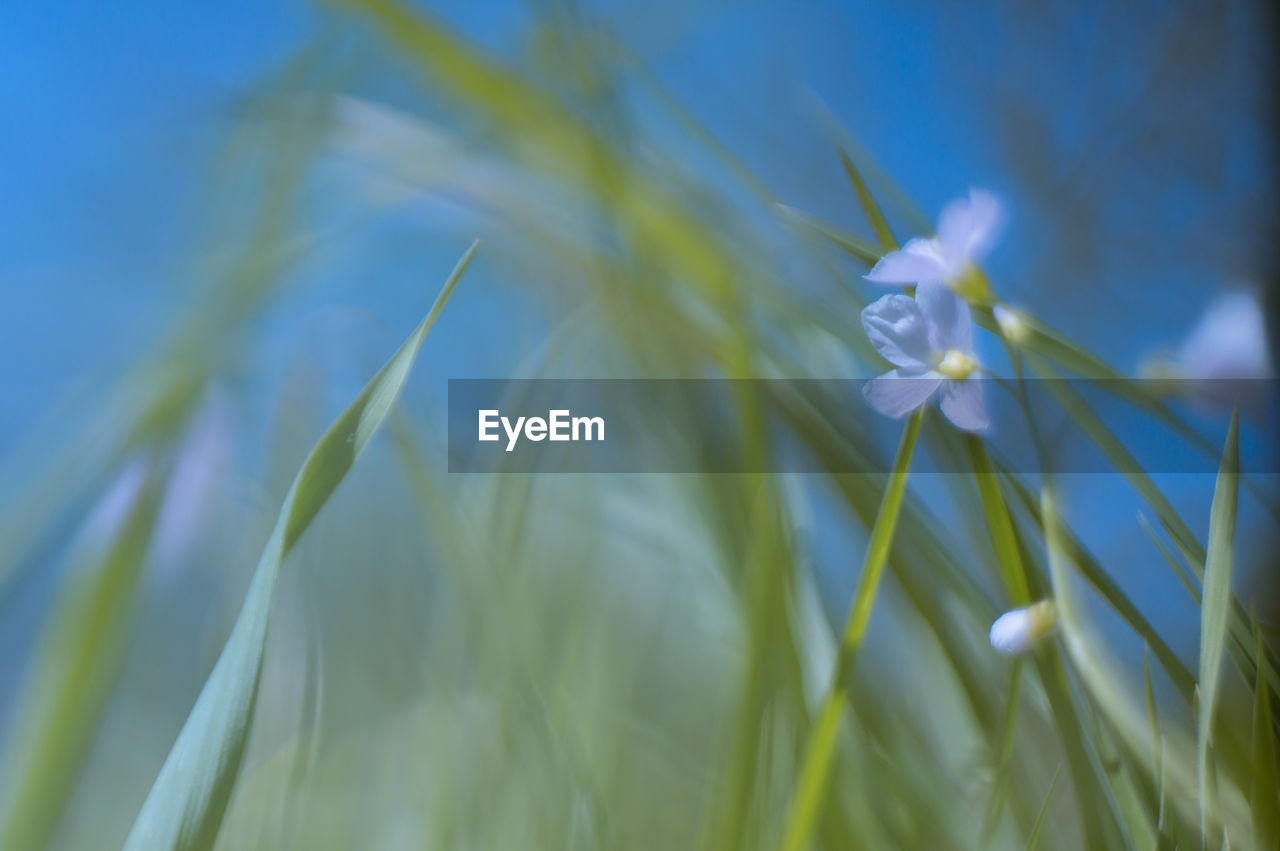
top-left (860, 294), bottom-right (933, 368)
top-left (864, 238), bottom-right (947, 285)
top-left (862, 370), bottom-right (942, 419)
top-left (937, 188), bottom-right (1002, 268)
top-left (989, 609), bottom-right (1034, 654)
top-left (916, 282), bottom-right (973, 352)
top-left (939, 379), bottom-right (989, 431)
top-left (1175, 290), bottom-right (1274, 380)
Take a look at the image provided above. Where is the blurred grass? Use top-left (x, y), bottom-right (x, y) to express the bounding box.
top-left (1197, 410), bottom-right (1238, 847)
top-left (120, 241), bottom-right (476, 851)
top-left (0, 4), bottom-right (1275, 850)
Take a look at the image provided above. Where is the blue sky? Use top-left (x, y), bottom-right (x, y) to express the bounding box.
top-left (2, 0), bottom-right (1271, 439)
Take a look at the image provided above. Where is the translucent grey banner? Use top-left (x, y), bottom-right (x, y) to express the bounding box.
top-left (446, 379), bottom-right (1278, 474)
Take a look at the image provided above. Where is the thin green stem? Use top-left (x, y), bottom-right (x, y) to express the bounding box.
top-left (967, 436), bottom-right (1031, 607)
top-left (776, 407), bottom-right (924, 851)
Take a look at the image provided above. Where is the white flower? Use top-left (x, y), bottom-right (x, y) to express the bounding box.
top-left (860, 282), bottom-right (989, 431)
top-left (865, 189), bottom-right (1003, 300)
top-left (1172, 290), bottom-right (1273, 380)
top-left (989, 600), bottom-right (1057, 655)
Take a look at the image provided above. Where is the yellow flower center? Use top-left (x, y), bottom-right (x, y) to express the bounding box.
top-left (936, 348), bottom-right (977, 380)
top-left (948, 264), bottom-right (993, 304)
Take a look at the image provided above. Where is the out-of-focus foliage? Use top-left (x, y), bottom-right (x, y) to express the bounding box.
top-left (0, 2), bottom-right (1276, 850)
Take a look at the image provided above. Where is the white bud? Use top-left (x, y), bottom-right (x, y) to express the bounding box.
top-left (993, 305), bottom-right (1029, 345)
top-left (989, 600), bottom-right (1057, 654)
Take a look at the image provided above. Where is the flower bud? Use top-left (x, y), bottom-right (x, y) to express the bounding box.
top-left (993, 305), bottom-right (1029, 345)
top-left (989, 600), bottom-right (1057, 654)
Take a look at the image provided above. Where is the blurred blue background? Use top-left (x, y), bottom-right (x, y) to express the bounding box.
top-left (2, 1), bottom-right (1274, 429)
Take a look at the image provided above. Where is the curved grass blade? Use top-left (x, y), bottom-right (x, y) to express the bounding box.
top-left (121, 240), bottom-right (477, 851)
top-left (0, 463), bottom-right (166, 851)
top-left (344, 0), bottom-right (742, 312)
top-left (1197, 408), bottom-right (1239, 847)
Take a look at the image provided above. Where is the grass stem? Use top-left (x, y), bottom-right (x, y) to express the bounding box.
top-left (776, 407), bottom-right (924, 851)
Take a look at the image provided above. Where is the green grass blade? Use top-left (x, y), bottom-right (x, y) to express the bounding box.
top-left (1039, 484), bottom-right (1130, 848)
top-left (1032, 359), bottom-right (1202, 564)
top-left (1156, 739), bottom-right (1177, 851)
top-left (776, 408), bottom-right (924, 851)
top-left (974, 306), bottom-right (1128, 382)
top-left (1032, 363), bottom-right (1276, 707)
top-left (121, 240), bottom-right (476, 851)
top-left (967, 437), bottom-right (1031, 606)
top-left (836, 149), bottom-right (896, 250)
top-left (1023, 765), bottom-right (1062, 851)
top-left (983, 660), bottom-right (1025, 841)
top-left (774, 204), bottom-right (883, 267)
top-left (980, 304), bottom-right (1280, 525)
top-left (0, 465), bottom-right (166, 851)
top-left (838, 408), bottom-right (925, 657)
top-left (993, 315), bottom-right (1279, 519)
top-left (1197, 408), bottom-right (1239, 847)
top-left (1252, 621), bottom-right (1279, 851)
top-left (1138, 513), bottom-right (1202, 603)
top-left (1004, 472), bottom-right (1196, 704)
top-left (1145, 648), bottom-right (1162, 783)
top-left (804, 100), bottom-right (933, 234)
top-left (1097, 721), bottom-right (1157, 851)
top-left (967, 438), bottom-right (1036, 841)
